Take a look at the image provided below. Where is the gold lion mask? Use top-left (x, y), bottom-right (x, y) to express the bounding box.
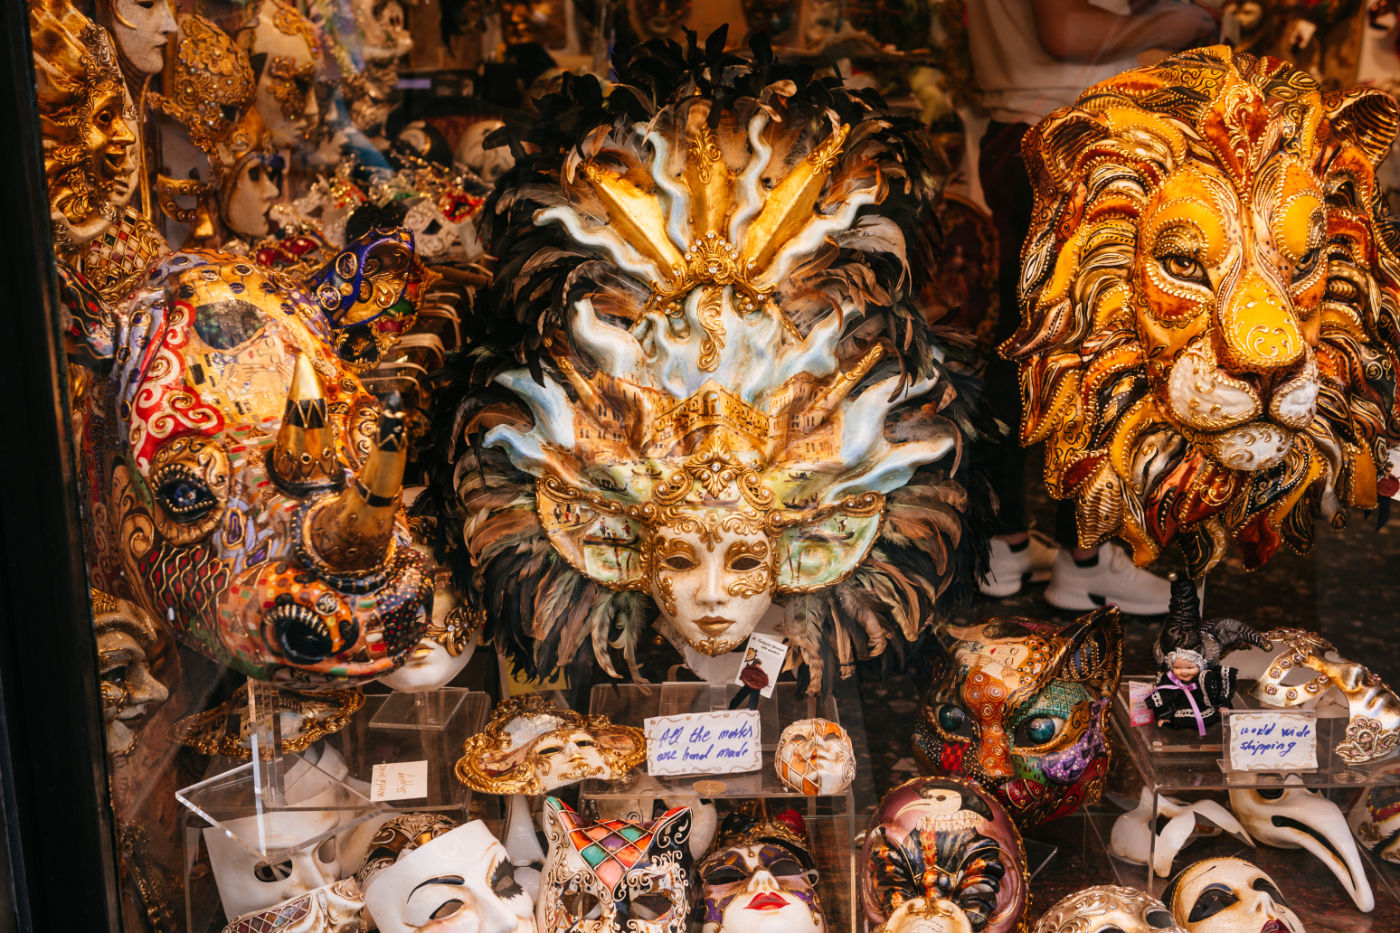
top-left (1006, 46), bottom-right (1400, 573)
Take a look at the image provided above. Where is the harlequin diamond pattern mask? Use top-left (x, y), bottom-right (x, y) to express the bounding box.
top-left (1005, 45), bottom-right (1400, 574)
top-left (436, 33), bottom-right (977, 690)
top-left (538, 797), bottom-right (692, 933)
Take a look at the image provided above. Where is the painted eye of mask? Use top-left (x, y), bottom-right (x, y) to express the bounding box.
top-left (1293, 247), bottom-right (1321, 282)
top-left (630, 893), bottom-right (674, 920)
top-left (936, 704), bottom-right (976, 741)
top-left (561, 888), bottom-right (603, 919)
top-left (490, 856), bottom-right (523, 899)
top-left (155, 473), bottom-right (218, 521)
top-left (1159, 253), bottom-right (1208, 286)
top-left (1250, 876), bottom-right (1286, 904)
top-left (1186, 883), bottom-right (1239, 922)
top-left (1014, 714), bottom-right (1064, 746)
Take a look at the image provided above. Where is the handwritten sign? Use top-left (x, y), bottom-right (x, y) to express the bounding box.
top-left (645, 710), bottom-right (761, 777)
top-left (1226, 711), bottom-right (1317, 771)
top-left (370, 760), bottom-right (429, 801)
top-left (1127, 681), bottom-right (1155, 727)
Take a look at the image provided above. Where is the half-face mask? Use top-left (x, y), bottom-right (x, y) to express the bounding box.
top-left (239, 0), bottom-right (321, 150)
top-left (310, 226), bottom-right (437, 373)
top-left (454, 120), bottom-right (513, 186)
top-left (31, 0), bottom-right (138, 248)
top-left (1348, 766), bottom-right (1400, 864)
top-left (1032, 886), bottom-right (1182, 933)
top-left (221, 878), bottom-right (365, 933)
top-left (363, 819), bottom-right (534, 933)
top-left (775, 719), bottom-right (854, 796)
top-left (99, 0), bottom-right (178, 77)
top-left (1253, 627), bottom-right (1400, 764)
top-left (1163, 858), bottom-right (1303, 933)
top-left (206, 809), bottom-right (346, 919)
top-left (442, 44), bottom-right (970, 687)
top-left (913, 609), bottom-right (1123, 826)
top-left (75, 251), bottom-right (431, 685)
top-left (1228, 776), bottom-right (1373, 912)
top-left (1004, 45), bottom-right (1400, 575)
top-left (376, 570), bottom-right (479, 692)
top-left (455, 696), bottom-right (645, 795)
top-left (1109, 788), bottom-right (1252, 879)
top-left (538, 797), bottom-right (692, 933)
top-left (699, 811), bottom-right (824, 933)
top-left (861, 777), bottom-right (1027, 933)
top-left (93, 589), bottom-right (170, 756)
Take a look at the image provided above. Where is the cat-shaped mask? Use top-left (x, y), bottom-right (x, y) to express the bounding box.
top-left (913, 608), bottom-right (1123, 826)
top-left (538, 797), bottom-right (693, 933)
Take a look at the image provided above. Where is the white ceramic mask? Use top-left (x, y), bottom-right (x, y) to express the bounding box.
top-left (1032, 886), bottom-right (1181, 933)
top-left (1109, 788), bottom-right (1251, 878)
top-left (221, 877), bottom-right (366, 933)
top-left (699, 842), bottom-right (824, 933)
top-left (95, 597), bottom-right (169, 756)
top-left (206, 810), bottom-right (346, 919)
top-left (378, 576), bottom-right (477, 692)
top-left (107, 0), bottom-right (178, 75)
top-left (243, 0), bottom-right (322, 149)
top-left (877, 899), bottom-right (972, 933)
top-left (455, 120), bottom-right (513, 184)
top-left (1228, 776), bottom-right (1373, 912)
top-left (224, 156), bottom-right (280, 237)
top-left (1164, 858), bottom-right (1303, 933)
top-left (651, 513), bottom-right (774, 656)
top-left (774, 719), bottom-right (854, 796)
top-left (364, 820), bottom-right (535, 933)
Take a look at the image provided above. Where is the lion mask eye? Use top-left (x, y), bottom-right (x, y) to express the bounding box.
top-left (1160, 253), bottom-right (1208, 285)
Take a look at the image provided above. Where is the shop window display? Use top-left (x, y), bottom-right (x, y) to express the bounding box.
top-left (14, 1), bottom-right (1400, 932)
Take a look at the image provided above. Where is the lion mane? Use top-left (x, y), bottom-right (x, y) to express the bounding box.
top-left (1003, 45), bottom-right (1400, 574)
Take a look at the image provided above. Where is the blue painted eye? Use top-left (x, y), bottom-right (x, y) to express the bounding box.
top-left (937, 704), bottom-right (973, 739)
top-left (155, 475), bottom-right (216, 521)
top-left (1017, 715), bottom-right (1064, 746)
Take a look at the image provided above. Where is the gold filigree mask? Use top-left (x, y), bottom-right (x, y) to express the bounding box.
top-left (240, 0), bottom-right (321, 148)
top-left (31, 0), bottom-right (138, 247)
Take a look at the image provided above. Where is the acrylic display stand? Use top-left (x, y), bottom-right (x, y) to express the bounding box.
top-left (175, 681), bottom-right (388, 932)
top-left (333, 688), bottom-right (489, 813)
top-left (581, 681), bottom-right (861, 933)
top-left (1091, 678), bottom-right (1400, 927)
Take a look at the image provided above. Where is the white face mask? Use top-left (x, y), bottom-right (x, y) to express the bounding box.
top-left (220, 878), bottom-right (365, 933)
top-left (96, 621), bottom-right (169, 756)
top-left (455, 120), bottom-right (513, 184)
top-left (225, 157), bottom-right (280, 237)
top-left (1032, 885), bottom-right (1181, 933)
top-left (378, 578), bottom-right (477, 692)
top-left (699, 843), bottom-right (825, 933)
top-left (205, 810), bottom-right (345, 919)
top-left (364, 821), bottom-right (535, 933)
top-left (1165, 858), bottom-right (1303, 933)
top-left (1109, 788), bottom-right (1251, 878)
top-left (107, 0), bottom-right (178, 75)
top-left (246, 5), bottom-right (322, 150)
top-left (775, 719), bottom-right (855, 796)
top-left (649, 518), bottom-right (774, 656)
top-left (1228, 777), bottom-right (1374, 912)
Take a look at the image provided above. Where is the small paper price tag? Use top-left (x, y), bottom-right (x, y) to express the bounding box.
top-left (733, 633), bottom-right (789, 699)
top-left (1127, 681), bottom-right (1155, 727)
top-left (370, 760), bottom-right (429, 801)
top-left (645, 710), bottom-right (761, 777)
top-left (1226, 711), bottom-right (1317, 772)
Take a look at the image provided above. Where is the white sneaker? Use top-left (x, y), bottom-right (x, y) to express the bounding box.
top-left (1043, 541), bottom-right (1172, 615)
top-left (980, 531), bottom-right (1059, 598)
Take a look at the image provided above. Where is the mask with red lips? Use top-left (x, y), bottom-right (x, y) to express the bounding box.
top-left (1163, 858), bottom-right (1302, 933)
top-left (699, 811), bottom-right (825, 933)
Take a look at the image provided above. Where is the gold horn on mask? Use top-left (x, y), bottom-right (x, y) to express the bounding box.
top-left (269, 352), bottom-right (339, 492)
top-left (304, 393), bottom-right (407, 576)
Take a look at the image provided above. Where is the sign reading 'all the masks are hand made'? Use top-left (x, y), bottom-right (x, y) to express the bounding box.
top-left (645, 710), bottom-right (761, 776)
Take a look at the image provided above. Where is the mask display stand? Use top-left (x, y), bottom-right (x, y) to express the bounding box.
top-left (370, 685), bottom-right (470, 730)
top-left (504, 792), bottom-right (546, 900)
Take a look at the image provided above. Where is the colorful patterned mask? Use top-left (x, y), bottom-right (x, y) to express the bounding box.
top-left (1004, 45), bottom-right (1400, 574)
top-left (74, 250), bottom-right (430, 685)
top-left (913, 609), bottom-right (1122, 826)
top-left (437, 34), bottom-right (974, 689)
top-left (699, 811), bottom-right (824, 933)
top-left (538, 797), bottom-right (693, 933)
top-left (860, 777), bottom-right (1027, 933)
top-left (774, 718), bottom-right (855, 796)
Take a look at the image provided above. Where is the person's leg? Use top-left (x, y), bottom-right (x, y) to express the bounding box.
top-left (975, 120), bottom-right (1056, 595)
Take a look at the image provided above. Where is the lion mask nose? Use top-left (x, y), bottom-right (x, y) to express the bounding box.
top-left (1215, 272), bottom-right (1305, 373)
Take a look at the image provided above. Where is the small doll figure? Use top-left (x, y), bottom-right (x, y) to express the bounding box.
top-left (1146, 575), bottom-right (1267, 736)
